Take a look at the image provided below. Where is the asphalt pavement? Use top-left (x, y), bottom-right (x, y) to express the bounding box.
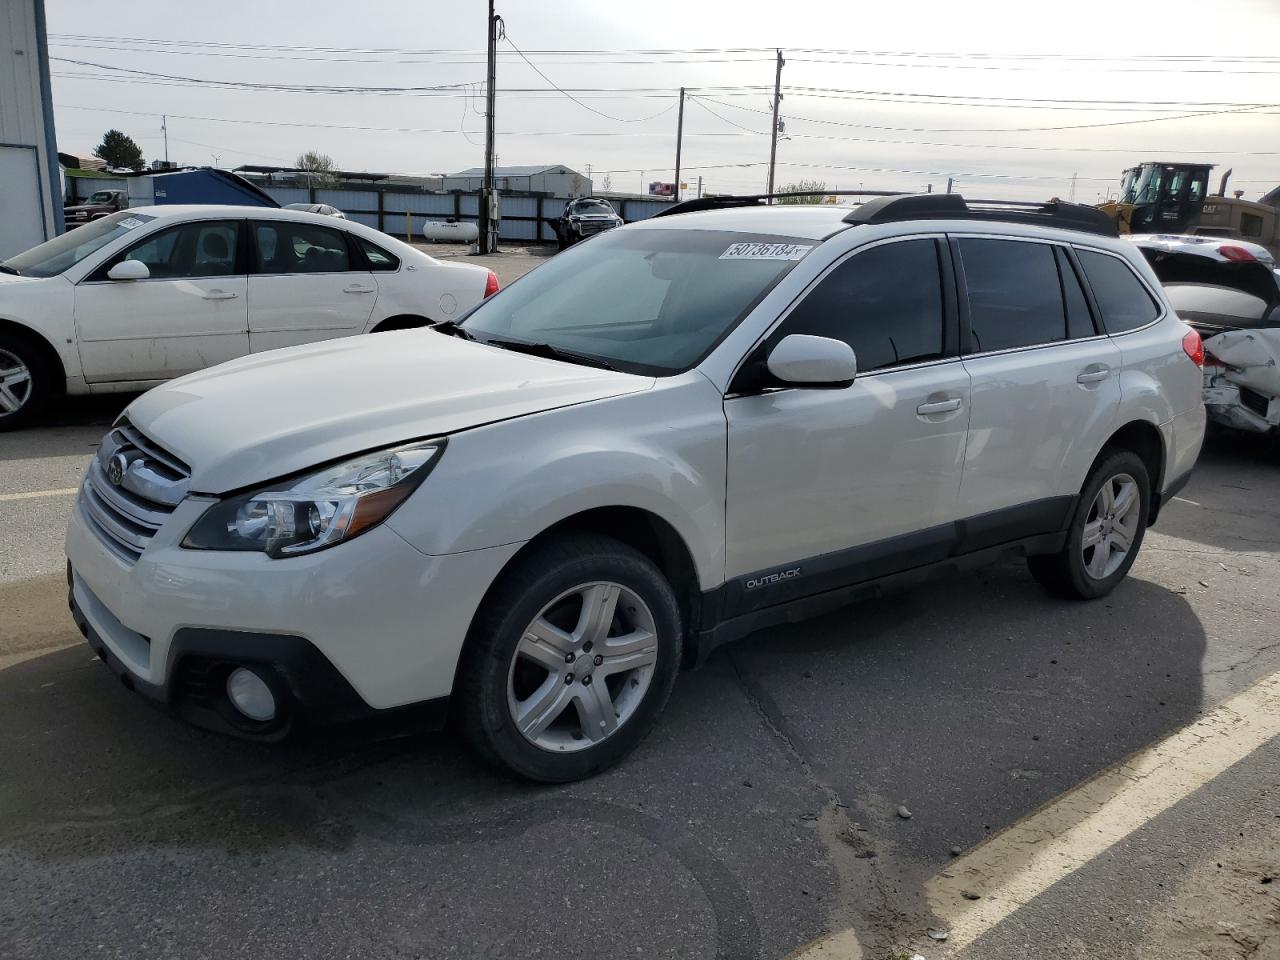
top-left (1, 255), bottom-right (1277, 959)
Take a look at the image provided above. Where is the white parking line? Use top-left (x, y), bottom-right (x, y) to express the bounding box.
top-left (0, 487), bottom-right (78, 502)
top-left (1172, 496), bottom-right (1202, 506)
top-left (927, 669), bottom-right (1280, 952)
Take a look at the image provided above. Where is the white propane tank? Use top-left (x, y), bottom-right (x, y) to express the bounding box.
top-left (420, 218), bottom-right (480, 243)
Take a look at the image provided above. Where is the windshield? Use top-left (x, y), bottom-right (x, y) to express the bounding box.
top-left (569, 201), bottom-right (614, 216)
top-left (86, 191), bottom-right (115, 204)
top-left (2, 211), bottom-right (156, 278)
top-left (459, 228), bottom-right (814, 375)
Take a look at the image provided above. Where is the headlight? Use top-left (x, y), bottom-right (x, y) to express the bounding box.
top-left (182, 440), bottom-right (444, 558)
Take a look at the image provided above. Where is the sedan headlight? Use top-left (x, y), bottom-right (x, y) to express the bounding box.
top-left (182, 440), bottom-right (444, 558)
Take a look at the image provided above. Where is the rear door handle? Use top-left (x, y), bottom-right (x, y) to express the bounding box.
top-left (343, 284), bottom-right (375, 294)
top-left (1076, 366), bottom-right (1111, 384)
top-left (201, 290), bottom-right (238, 301)
top-left (916, 398), bottom-right (962, 415)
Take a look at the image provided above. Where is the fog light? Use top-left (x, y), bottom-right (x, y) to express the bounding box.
top-left (226, 667), bottom-right (276, 721)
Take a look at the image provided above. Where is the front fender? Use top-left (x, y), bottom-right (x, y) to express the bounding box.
top-left (386, 374), bottom-right (728, 590)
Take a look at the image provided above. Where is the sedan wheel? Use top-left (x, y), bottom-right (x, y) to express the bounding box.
top-left (0, 348), bottom-right (32, 416)
top-left (0, 336), bottom-right (50, 431)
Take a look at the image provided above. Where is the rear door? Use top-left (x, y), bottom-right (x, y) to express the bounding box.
top-left (74, 218), bottom-right (249, 383)
top-left (246, 219), bottom-right (378, 352)
top-left (953, 235), bottom-right (1122, 542)
top-left (723, 236), bottom-right (971, 612)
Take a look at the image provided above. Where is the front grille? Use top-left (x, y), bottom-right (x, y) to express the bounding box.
top-left (80, 421), bottom-right (190, 564)
top-left (579, 220), bottom-right (615, 235)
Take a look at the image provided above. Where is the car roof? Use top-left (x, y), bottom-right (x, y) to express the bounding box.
top-left (1127, 233), bottom-right (1275, 264)
top-left (629, 205), bottom-right (853, 240)
top-left (124, 204), bottom-right (343, 221)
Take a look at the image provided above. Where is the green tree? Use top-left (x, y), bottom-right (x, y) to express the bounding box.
top-left (94, 129), bottom-right (145, 171)
top-left (776, 179), bottom-right (828, 204)
top-left (295, 150), bottom-right (337, 184)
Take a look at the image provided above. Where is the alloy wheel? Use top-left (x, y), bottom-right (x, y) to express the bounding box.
top-left (1081, 472), bottom-right (1141, 579)
top-left (506, 581), bottom-right (658, 752)
top-left (0, 349), bottom-right (31, 415)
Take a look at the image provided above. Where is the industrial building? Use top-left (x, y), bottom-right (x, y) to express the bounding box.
top-left (0, 0), bottom-right (61, 258)
top-left (443, 164), bottom-right (593, 198)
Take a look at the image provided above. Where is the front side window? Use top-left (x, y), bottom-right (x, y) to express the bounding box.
top-left (115, 221), bottom-right (239, 279)
top-left (773, 238), bottom-right (945, 372)
top-left (1077, 250), bottom-right (1160, 333)
top-left (2, 211), bottom-right (156, 278)
top-left (459, 228), bottom-right (811, 375)
top-left (959, 238), bottom-right (1066, 352)
top-left (254, 222), bottom-right (350, 274)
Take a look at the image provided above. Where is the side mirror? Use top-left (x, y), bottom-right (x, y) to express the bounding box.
top-left (766, 334), bottom-right (857, 388)
top-left (107, 260), bottom-right (150, 281)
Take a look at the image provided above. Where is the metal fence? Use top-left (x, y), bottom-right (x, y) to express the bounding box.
top-left (63, 176), bottom-right (675, 244)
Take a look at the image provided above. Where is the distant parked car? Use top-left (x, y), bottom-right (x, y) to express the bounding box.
top-left (63, 189), bottom-right (127, 228)
top-left (0, 205), bottom-right (498, 429)
top-left (551, 197), bottom-right (623, 250)
top-left (1129, 234), bottom-right (1280, 438)
top-left (284, 202), bottom-right (347, 219)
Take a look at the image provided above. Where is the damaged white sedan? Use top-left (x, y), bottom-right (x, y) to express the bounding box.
top-left (1131, 235), bottom-right (1280, 437)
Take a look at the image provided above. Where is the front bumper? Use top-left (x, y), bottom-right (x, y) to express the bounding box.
top-left (65, 491), bottom-right (523, 733)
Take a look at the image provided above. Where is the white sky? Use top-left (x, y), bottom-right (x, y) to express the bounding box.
top-left (46, 0), bottom-right (1280, 201)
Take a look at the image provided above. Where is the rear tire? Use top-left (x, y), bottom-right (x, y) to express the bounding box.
top-left (1028, 450), bottom-right (1150, 600)
top-left (457, 534), bottom-right (683, 782)
top-left (0, 333), bottom-right (52, 432)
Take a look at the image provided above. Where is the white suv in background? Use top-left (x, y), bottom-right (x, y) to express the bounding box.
top-left (0, 206), bottom-right (497, 429)
top-left (65, 193), bottom-right (1206, 781)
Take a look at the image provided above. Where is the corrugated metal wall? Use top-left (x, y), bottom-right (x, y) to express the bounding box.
top-left (1, 0), bottom-right (59, 255)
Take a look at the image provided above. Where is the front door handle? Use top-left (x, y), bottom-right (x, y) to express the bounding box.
top-left (1076, 365), bottom-right (1111, 384)
top-left (201, 290), bottom-right (238, 301)
top-left (343, 284), bottom-right (375, 294)
top-left (917, 397), bottom-right (962, 415)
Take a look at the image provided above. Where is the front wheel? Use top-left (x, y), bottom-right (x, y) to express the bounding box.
top-left (1028, 450), bottom-right (1151, 599)
top-left (0, 335), bottom-right (51, 432)
top-left (457, 534), bottom-right (683, 782)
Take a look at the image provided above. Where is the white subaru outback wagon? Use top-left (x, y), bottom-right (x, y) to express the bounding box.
top-left (65, 193), bottom-right (1206, 781)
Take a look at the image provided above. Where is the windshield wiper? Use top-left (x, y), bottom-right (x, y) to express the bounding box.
top-left (0, 263), bottom-right (19, 276)
top-left (480, 337), bottom-right (617, 371)
top-left (430, 318), bottom-right (475, 340)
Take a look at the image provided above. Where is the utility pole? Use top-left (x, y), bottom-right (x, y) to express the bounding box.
top-left (1069, 172), bottom-right (1078, 203)
top-left (766, 49), bottom-right (784, 202)
top-left (479, 0), bottom-right (500, 254)
top-left (697, 175), bottom-right (703, 198)
top-left (673, 87), bottom-right (685, 203)
top-left (946, 177), bottom-right (954, 194)
top-left (162, 115), bottom-right (168, 165)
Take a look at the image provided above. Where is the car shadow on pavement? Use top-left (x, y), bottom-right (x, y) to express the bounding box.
top-left (0, 559), bottom-right (1207, 959)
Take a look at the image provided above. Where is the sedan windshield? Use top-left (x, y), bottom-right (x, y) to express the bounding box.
top-left (86, 191), bottom-right (116, 204)
top-left (459, 228), bottom-right (814, 375)
top-left (2, 211), bottom-right (156, 278)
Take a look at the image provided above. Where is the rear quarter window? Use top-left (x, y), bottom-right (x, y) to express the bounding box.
top-left (1077, 250), bottom-right (1161, 333)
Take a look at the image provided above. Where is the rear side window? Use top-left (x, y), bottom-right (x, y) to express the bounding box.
top-left (254, 222), bottom-right (351, 274)
top-left (959, 238), bottom-right (1065, 352)
top-left (1058, 249), bottom-right (1097, 340)
top-left (357, 236), bottom-right (400, 271)
top-left (776, 238), bottom-right (945, 372)
top-left (1077, 250), bottom-right (1160, 333)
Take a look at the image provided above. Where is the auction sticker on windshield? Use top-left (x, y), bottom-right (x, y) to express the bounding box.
top-left (720, 242), bottom-right (812, 261)
top-left (118, 217), bottom-right (145, 230)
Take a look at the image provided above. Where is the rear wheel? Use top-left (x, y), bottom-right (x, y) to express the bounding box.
top-left (0, 335), bottom-right (51, 432)
top-left (457, 534), bottom-right (682, 781)
top-left (1028, 450), bottom-right (1150, 599)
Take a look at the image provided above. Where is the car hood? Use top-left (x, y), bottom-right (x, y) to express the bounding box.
top-left (126, 331), bottom-right (654, 493)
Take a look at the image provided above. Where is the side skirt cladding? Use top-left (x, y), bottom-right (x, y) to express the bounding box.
top-left (695, 496), bottom-right (1074, 662)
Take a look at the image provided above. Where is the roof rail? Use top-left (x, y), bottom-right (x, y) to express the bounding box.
top-left (652, 189), bottom-right (905, 218)
top-left (843, 193), bottom-right (1117, 237)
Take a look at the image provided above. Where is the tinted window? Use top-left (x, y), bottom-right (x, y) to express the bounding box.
top-left (776, 239), bottom-right (945, 372)
top-left (960, 239), bottom-right (1065, 352)
top-left (357, 236), bottom-right (400, 271)
top-left (460, 229), bottom-right (809, 375)
top-left (1077, 250), bottom-right (1160, 333)
top-left (254, 222), bottom-right (350, 273)
top-left (1058, 248), bottom-right (1097, 340)
top-left (109, 220), bottom-right (238, 279)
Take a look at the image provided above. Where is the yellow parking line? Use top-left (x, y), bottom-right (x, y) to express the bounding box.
top-left (0, 487), bottom-right (78, 502)
top-left (927, 669), bottom-right (1280, 952)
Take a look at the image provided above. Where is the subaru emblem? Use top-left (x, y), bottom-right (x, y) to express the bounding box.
top-left (107, 452), bottom-right (128, 487)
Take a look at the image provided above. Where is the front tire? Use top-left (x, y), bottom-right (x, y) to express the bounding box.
top-left (1028, 450), bottom-right (1151, 599)
top-left (0, 334), bottom-right (51, 432)
top-left (457, 534), bottom-right (683, 782)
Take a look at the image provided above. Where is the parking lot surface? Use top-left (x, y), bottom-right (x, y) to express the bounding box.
top-left (1, 251), bottom-right (1277, 959)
